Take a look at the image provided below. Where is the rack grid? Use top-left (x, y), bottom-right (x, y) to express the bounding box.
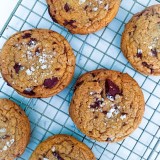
top-left (0, 0), bottom-right (160, 159)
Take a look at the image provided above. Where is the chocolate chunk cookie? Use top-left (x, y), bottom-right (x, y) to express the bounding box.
top-left (69, 69), bottom-right (145, 142)
top-left (121, 5), bottom-right (160, 75)
top-left (30, 134), bottom-right (96, 160)
top-left (0, 99), bottom-right (30, 159)
top-left (0, 29), bottom-right (75, 98)
top-left (46, 0), bottom-right (121, 34)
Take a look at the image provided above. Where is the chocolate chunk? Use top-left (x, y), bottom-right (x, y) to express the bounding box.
top-left (52, 151), bottom-right (64, 160)
top-left (84, 5), bottom-right (88, 10)
top-left (1, 135), bottom-right (10, 139)
top-left (106, 138), bottom-right (112, 142)
top-left (105, 79), bottom-right (121, 99)
top-left (150, 68), bottom-right (154, 74)
top-left (142, 62), bottom-right (150, 68)
top-left (63, 20), bottom-right (77, 28)
top-left (74, 81), bottom-right (84, 91)
top-left (102, 111), bottom-right (107, 114)
top-left (137, 53), bottom-right (142, 59)
top-left (22, 33), bottom-right (32, 39)
top-left (94, 115), bottom-right (98, 119)
top-left (43, 77), bottom-right (58, 89)
top-left (14, 63), bottom-right (22, 74)
top-left (23, 89), bottom-right (35, 96)
top-left (91, 73), bottom-right (96, 77)
top-left (7, 83), bottom-right (11, 87)
top-left (55, 68), bottom-right (60, 71)
top-left (90, 98), bottom-right (103, 109)
top-left (64, 3), bottom-right (70, 12)
top-left (28, 38), bottom-right (37, 46)
top-left (142, 62), bottom-right (154, 74)
top-left (151, 49), bottom-right (157, 57)
top-left (35, 47), bottom-right (41, 55)
top-left (137, 49), bottom-right (142, 59)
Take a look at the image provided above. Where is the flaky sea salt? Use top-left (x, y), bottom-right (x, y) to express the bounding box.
top-left (120, 114), bottom-right (127, 120)
top-left (79, 0), bottom-right (86, 4)
top-left (26, 69), bottom-right (32, 76)
top-left (41, 64), bottom-right (48, 69)
top-left (93, 7), bottom-right (98, 11)
top-left (0, 128), bottom-right (6, 133)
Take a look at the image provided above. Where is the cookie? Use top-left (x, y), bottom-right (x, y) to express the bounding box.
top-left (30, 134), bottom-right (96, 160)
top-left (0, 29), bottom-right (75, 98)
top-left (69, 69), bottom-right (145, 142)
top-left (0, 99), bottom-right (30, 159)
top-left (46, 0), bottom-right (121, 34)
top-left (121, 4), bottom-right (160, 76)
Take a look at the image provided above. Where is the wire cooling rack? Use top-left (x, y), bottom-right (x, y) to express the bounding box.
top-left (0, 0), bottom-right (160, 159)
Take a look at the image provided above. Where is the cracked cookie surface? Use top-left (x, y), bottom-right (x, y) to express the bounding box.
top-left (121, 4), bottom-right (160, 75)
top-left (46, 0), bottom-right (121, 34)
top-left (0, 99), bottom-right (30, 160)
top-left (69, 69), bottom-right (145, 142)
top-left (30, 134), bottom-right (96, 160)
top-left (0, 29), bottom-right (75, 98)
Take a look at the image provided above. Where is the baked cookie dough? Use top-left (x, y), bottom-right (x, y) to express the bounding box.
top-left (69, 69), bottom-right (145, 142)
top-left (46, 0), bottom-right (121, 34)
top-left (0, 99), bottom-right (30, 159)
top-left (121, 4), bottom-right (160, 75)
top-left (0, 29), bottom-right (75, 98)
top-left (30, 134), bottom-right (96, 160)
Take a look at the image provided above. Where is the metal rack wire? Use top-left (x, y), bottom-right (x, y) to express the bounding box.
top-left (0, 0), bottom-right (160, 159)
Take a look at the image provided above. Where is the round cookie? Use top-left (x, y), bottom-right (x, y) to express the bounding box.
top-left (121, 5), bottom-right (160, 76)
top-left (46, 0), bottom-right (121, 34)
top-left (0, 99), bottom-right (30, 159)
top-left (30, 134), bottom-right (96, 160)
top-left (0, 29), bottom-right (75, 98)
top-left (69, 69), bottom-right (145, 142)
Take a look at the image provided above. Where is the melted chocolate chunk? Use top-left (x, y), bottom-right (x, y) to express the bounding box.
top-left (74, 81), bottom-right (84, 91)
top-left (64, 3), bottom-right (70, 12)
top-left (1, 135), bottom-right (10, 139)
top-left (142, 62), bottom-right (150, 68)
top-left (63, 20), bottom-right (77, 28)
top-left (151, 49), bottom-right (157, 57)
top-left (43, 77), bottom-right (58, 89)
top-left (23, 89), bottom-right (35, 96)
top-left (52, 151), bottom-right (64, 160)
top-left (22, 33), bottom-right (32, 39)
top-left (90, 98), bottom-right (103, 109)
top-left (105, 79), bottom-right (121, 99)
top-left (14, 63), bottom-right (22, 74)
top-left (142, 62), bottom-right (154, 74)
top-left (106, 138), bottom-right (112, 142)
